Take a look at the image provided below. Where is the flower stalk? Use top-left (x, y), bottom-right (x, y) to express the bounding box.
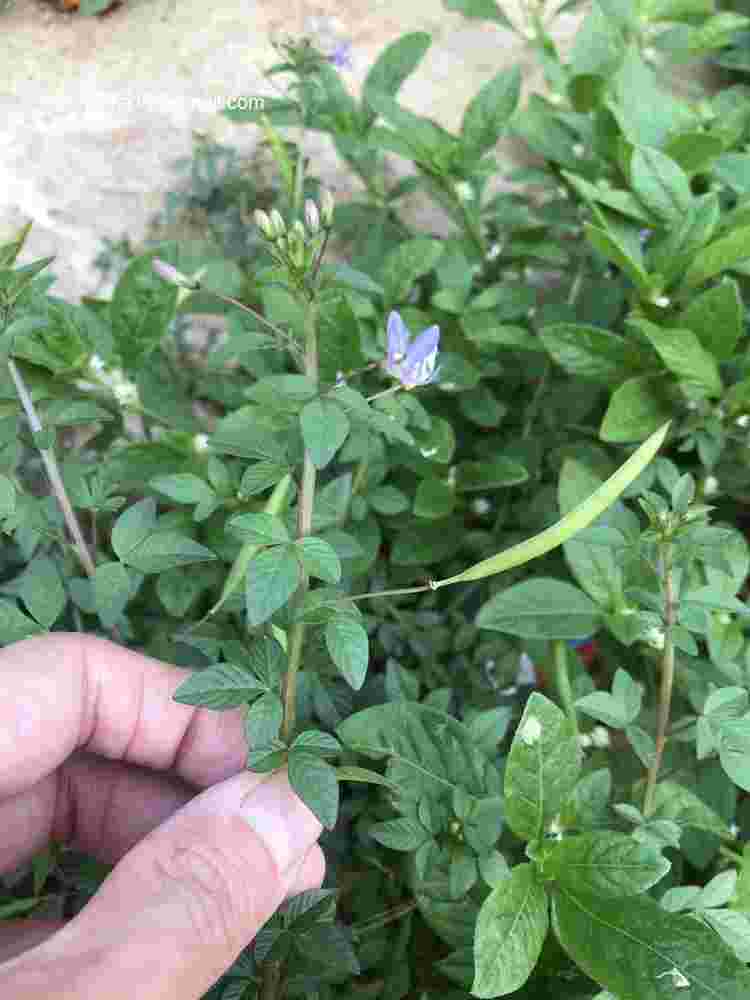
top-left (8, 359), bottom-right (97, 579)
top-left (643, 537), bottom-right (676, 817)
top-left (282, 298), bottom-right (318, 744)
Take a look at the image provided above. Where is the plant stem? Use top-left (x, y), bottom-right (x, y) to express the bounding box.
top-left (643, 538), bottom-right (676, 817)
top-left (347, 584), bottom-right (432, 602)
top-left (204, 290), bottom-right (291, 343)
top-left (281, 300), bottom-right (318, 744)
top-left (553, 639), bottom-right (579, 738)
top-left (260, 960), bottom-right (283, 1000)
top-left (9, 360), bottom-right (96, 579)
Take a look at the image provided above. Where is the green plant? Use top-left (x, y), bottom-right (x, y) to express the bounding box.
top-left (5, 2), bottom-right (750, 997)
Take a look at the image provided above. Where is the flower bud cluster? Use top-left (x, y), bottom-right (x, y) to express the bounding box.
top-left (252, 192), bottom-right (334, 283)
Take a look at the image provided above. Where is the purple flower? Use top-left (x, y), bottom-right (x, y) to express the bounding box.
top-left (328, 41), bottom-right (353, 69)
top-left (385, 311), bottom-right (440, 390)
top-left (639, 228), bottom-right (652, 244)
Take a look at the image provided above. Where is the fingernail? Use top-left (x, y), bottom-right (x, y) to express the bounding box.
top-left (238, 770), bottom-right (322, 873)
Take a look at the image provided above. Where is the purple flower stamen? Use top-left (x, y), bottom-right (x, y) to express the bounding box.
top-left (384, 311), bottom-right (440, 390)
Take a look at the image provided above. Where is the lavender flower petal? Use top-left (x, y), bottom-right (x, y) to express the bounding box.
top-left (387, 311), bottom-right (409, 371)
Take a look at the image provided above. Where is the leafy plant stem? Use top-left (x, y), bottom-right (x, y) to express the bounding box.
top-left (522, 360), bottom-right (550, 439)
top-left (281, 299), bottom-right (318, 744)
top-left (347, 584), bottom-right (432, 603)
top-left (553, 639), bottom-right (579, 739)
top-left (8, 359), bottom-right (96, 579)
top-left (643, 537), bottom-right (676, 817)
top-left (351, 899), bottom-right (418, 937)
top-left (202, 289), bottom-right (291, 343)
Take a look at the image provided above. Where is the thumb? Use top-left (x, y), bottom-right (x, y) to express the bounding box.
top-left (10, 769), bottom-right (323, 1000)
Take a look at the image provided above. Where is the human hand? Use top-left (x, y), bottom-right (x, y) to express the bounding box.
top-left (0, 633), bottom-right (324, 999)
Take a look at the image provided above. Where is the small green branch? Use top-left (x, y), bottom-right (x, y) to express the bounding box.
top-left (203, 289), bottom-right (292, 344)
top-left (9, 359), bottom-right (96, 579)
top-left (643, 538), bottom-right (676, 817)
top-left (281, 301), bottom-right (318, 745)
top-left (346, 584), bottom-right (433, 603)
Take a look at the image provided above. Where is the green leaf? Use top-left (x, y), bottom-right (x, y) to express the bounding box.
top-left (19, 556), bottom-right (66, 628)
top-left (124, 533), bottom-right (217, 574)
top-left (325, 615), bottom-right (369, 689)
top-left (227, 513), bottom-right (291, 545)
top-left (476, 578), bottom-right (600, 640)
top-left (239, 461), bottom-right (290, 497)
top-left (559, 459), bottom-right (629, 607)
top-left (110, 252), bottom-right (179, 369)
top-left (149, 474), bottom-right (215, 507)
top-left (455, 457), bottom-right (528, 491)
top-left (92, 561), bottom-right (132, 625)
top-left (172, 661), bottom-right (267, 709)
top-left (381, 238), bottom-right (444, 306)
top-left (244, 691), bottom-right (283, 748)
top-left (212, 407), bottom-right (286, 463)
top-left (552, 887), bottom-right (750, 999)
top-left (337, 701), bottom-right (498, 799)
top-left (414, 478), bottom-right (455, 519)
top-left (630, 319), bottom-right (722, 397)
top-left (541, 832), bottom-right (670, 897)
top-left (111, 498), bottom-right (157, 561)
top-left (675, 279), bottom-right (743, 361)
top-left (297, 537), bottom-right (342, 583)
top-left (643, 781), bottom-right (730, 838)
top-left (438, 422), bottom-right (669, 586)
top-left (370, 817), bottom-right (431, 851)
top-left (288, 752), bottom-right (339, 829)
top-left (391, 516), bottom-right (465, 566)
top-left (473, 863), bottom-right (549, 998)
top-left (718, 719), bottom-right (750, 792)
top-left (683, 226), bottom-right (750, 290)
top-left (362, 32), bottom-right (431, 115)
top-left (369, 484), bottom-right (411, 515)
top-left (443, 0), bottom-right (515, 28)
top-left (300, 398), bottom-right (350, 470)
top-left (461, 66), bottom-right (521, 156)
top-left (540, 323), bottom-right (650, 385)
top-left (334, 765), bottom-right (399, 792)
top-left (245, 546), bottom-right (301, 627)
top-left (0, 599), bottom-right (44, 645)
top-left (584, 223), bottom-right (649, 291)
top-left (630, 146), bottom-right (693, 224)
top-left (504, 692), bottom-right (581, 843)
top-left (600, 375), bottom-right (673, 443)
top-left (0, 474), bottom-right (15, 518)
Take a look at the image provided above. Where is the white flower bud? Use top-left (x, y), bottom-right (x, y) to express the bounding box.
top-left (652, 295), bottom-right (670, 309)
top-left (192, 433), bottom-right (210, 453)
top-left (471, 497), bottom-right (492, 516)
top-left (735, 414), bottom-right (750, 428)
top-left (320, 188), bottom-right (335, 227)
top-left (151, 258), bottom-right (200, 290)
top-left (643, 625), bottom-right (666, 650)
top-left (253, 209), bottom-right (274, 238)
top-left (703, 475), bottom-right (719, 497)
top-left (269, 209), bottom-right (286, 238)
top-left (591, 725), bottom-right (610, 749)
top-left (304, 199), bottom-right (320, 234)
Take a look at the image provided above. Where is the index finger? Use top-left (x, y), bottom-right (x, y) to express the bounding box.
top-left (0, 633), bottom-right (248, 798)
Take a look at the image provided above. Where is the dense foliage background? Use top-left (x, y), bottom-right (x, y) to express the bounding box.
top-left (7, 1), bottom-right (750, 997)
